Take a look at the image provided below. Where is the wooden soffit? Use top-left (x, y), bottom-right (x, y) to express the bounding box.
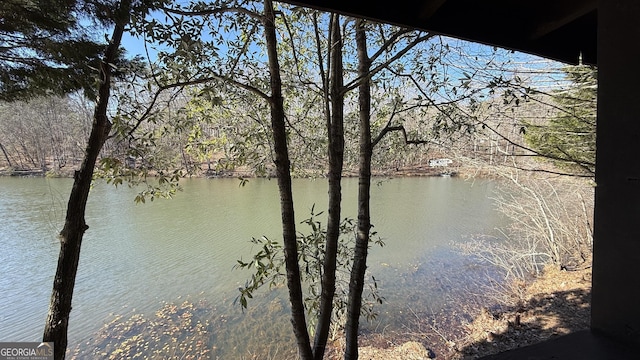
top-left (280, 0), bottom-right (597, 65)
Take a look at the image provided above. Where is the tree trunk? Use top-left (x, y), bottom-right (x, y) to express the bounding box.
top-left (0, 141), bottom-right (12, 167)
top-left (263, 1), bottom-right (314, 359)
top-left (345, 18), bottom-right (372, 360)
top-left (313, 13), bottom-right (344, 360)
top-left (42, 2), bottom-right (130, 359)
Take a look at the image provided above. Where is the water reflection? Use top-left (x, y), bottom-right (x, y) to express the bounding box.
top-left (0, 176), bottom-right (505, 357)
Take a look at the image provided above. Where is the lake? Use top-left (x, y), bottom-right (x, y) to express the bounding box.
top-left (0, 176), bottom-right (505, 357)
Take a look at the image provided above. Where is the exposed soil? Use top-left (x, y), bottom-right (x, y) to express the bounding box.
top-left (452, 266), bottom-right (591, 359)
top-left (332, 266), bottom-right (592, 360)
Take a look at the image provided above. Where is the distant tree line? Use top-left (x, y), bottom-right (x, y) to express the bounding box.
top-left (0, 0), bottom-right (596, 359)
top-left (0, 63), bottom-right (595, 179)
top-left (0, 96), bottom-right (90, 172)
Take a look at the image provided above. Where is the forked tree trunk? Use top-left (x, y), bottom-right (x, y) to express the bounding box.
top-left (314, 13), bottom-right (344, 360)
top-left (345, 18), bottom-right (372, 360)
top-left (42, 2), bottom-right (130, 359)
top-left (263, 1), bottom-right (313, 359)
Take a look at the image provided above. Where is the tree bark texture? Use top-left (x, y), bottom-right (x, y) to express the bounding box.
top-left (345, 18), bottom-right (372, 360)
top-left (313, 14), bottom-right (344, 360)
top-left (42, 2), bottom-right (130, 359)
top-left (263, 1), bottom-right (314, 359)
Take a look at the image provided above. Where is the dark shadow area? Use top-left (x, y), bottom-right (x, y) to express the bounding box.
top-left (476, 330), bottom-right (635, 360)
top-left (455, 284), bottom-right (633, 359)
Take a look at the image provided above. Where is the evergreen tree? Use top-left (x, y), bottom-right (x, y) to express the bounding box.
top-left (525, 65), bottom-right (597, 176)
top-left (0, 0), bottom-right (109, 100)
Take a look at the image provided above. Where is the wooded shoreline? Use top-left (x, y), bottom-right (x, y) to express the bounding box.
top-left (0, 163), bottom-right (462, 179)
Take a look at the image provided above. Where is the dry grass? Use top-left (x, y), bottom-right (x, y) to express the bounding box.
top-left (331, 266), bottom-right (592, 360)
top-left (451, 266), bottom-right (591, 359)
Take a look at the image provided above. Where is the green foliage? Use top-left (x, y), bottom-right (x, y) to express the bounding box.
top-left (235, 236), bottom-right (284, 309)
top-left (182, 87), bottom-right (274, 176)
top-left (0, 0), bottom-right (155, 101)
top-left (0, 0), bottom-right (98, 99)
top-left (96, 156), bottom-right (183, 204)
top-left (524, 65), bottom-right (597, 176)
top-left (235, 206), bottom-right (385, 335)
top-left (96, 73), bottom-right (212, 202)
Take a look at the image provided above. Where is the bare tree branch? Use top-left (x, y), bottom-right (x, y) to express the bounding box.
top-left (161, 5), bottom-right (263, 21)
top-left (343, 31), bottom-right (436, 94)
top-left (372, 103), bottom-right (430, 148)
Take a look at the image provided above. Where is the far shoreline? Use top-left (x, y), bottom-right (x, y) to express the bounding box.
top-left (0, 163), bottom-right (470, 180)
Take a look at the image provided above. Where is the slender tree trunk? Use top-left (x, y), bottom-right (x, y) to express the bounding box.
top-left (0, 141), bottom-right (12, 167)
top-left (313, 14), bottom-right (344, 360)
top-left (42, 2), bottom-right (130, 359)
top-left (263, 1), bottom-right (313, 359)
top-left (345, 18), bottom-right (372, 360)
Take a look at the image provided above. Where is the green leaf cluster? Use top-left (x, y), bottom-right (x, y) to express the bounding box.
top-left (524, 65), bottom-right (597, 176)
top-left (235, 205), bottom-right (385, 335)
top-left (1, 0), bottom-right (101, 100)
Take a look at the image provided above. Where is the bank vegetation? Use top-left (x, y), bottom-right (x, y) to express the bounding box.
top-left (1, 1), bottom-right (595, 358)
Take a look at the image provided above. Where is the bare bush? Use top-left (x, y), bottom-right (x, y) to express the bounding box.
top-left (463, 168), bottom-right (593, 286)
top-left (497, 170), bottom-right (593, 267)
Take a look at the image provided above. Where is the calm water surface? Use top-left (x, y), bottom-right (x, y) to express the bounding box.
top-left (0, 176), bottom-right (504, 356)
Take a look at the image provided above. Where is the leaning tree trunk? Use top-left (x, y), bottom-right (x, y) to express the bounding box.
top-left (42, 2), bottom-right (130, 359)
top-left (313, 13), bottom-right (344, 360)
top-left (345, 18), bottom-right (372, 360)
top-left (263, 1), bottom-right (314, 359)
top-left (0, 141), bottom-right (12, 168)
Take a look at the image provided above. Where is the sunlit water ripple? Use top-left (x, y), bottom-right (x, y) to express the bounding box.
top-left (0, 176), bottom-right (506, 355)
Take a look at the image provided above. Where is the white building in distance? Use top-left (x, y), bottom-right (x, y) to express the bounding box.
top-left (428, 158), bottom-right (453, 167)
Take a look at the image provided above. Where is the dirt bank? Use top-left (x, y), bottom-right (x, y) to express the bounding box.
top-left (331, 266), bottom-right (591, 360)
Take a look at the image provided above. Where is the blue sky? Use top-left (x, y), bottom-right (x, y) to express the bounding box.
top-left (115, 8), bottom-right (567, 95)
top-left (121, 32), bottom-right (148, 58)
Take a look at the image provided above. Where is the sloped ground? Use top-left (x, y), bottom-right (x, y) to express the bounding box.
top-left (453, 266), bottom-right (591, 359)
top-left (333, 266), bottom-right (591, 360)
